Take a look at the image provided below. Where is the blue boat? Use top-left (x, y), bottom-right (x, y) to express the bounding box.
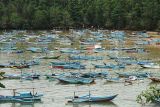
top-left (51, 61), bottom-right (86, 69)
top-left (51, 61), bottom-right (81, 65)
top-left (22, 73), bottom-right (40, 80)
top-left (81, 72), bottom-right (108, 78)
top-left (60, 48), bottom-right (81, 54)
top-left (56, 75), bottom-right (94, 84)
top-left (116, 72), bottom-right (150, 78)
top-left (27, 47), bottom-right (42, 53)
top-left (137, 61), bottom-right (152, 65)
top-left (9, 59), bottom-right (40, 67)
top-left (22, 59), bottom-right (40, 66)
top-left (3, 73), bottom-right (40, 80)
top-left (0, 91), bottom-right (43, 103)
top-left (92, 63), bottom-right (125, 69)
top-left (69, 55), bottom-right (103, 61)
top-left (52, 64), bottom-right (85, 69)
top-left (68, 93), bottom-right (118, 103)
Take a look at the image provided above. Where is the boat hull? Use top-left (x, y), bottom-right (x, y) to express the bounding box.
top-left (68, 94), bottom-right (118, 103)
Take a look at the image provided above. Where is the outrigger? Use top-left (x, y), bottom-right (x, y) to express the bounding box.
top-left (0, 88), bottom-right (43, 103)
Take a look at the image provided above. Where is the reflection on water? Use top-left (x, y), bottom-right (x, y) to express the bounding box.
top-left (66, 102), bottom-right (118, 107)
top-left (0, 103), bottom-right (36, 107)
top-left (11, 103), bottom-right (35, 107)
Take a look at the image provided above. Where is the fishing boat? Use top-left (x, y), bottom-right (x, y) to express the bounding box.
top-left (0, 64), bottom-right (11, 68)
top-left (3, 74), bottom-right (21, 79)
top-left (51, 61), bottom-right (86, 69)
top-left (9, 59), bottom-right (40, 67)
top-left (45, 73), bottom-right (60, 80)
top-left (116, 72), bottom-right (150, 78)
top-left (27, 47), bottom-right (42, 53)
top-left (21, 73), bottom-right (40, 80)
top-left (140, 63), bottom-right (160, 69)
top-left (105, 77), bottom-right (124, 83)
top-left (148, 77), bottom-right (160, 82)
top-left (137, 60), bottom-right (152, 65)
top-left (68, 93), bottom-right (118, 103)
top-left (81, 72), bottom-right (108, 78)
top-left (3, 72), bottom-right (40, 80)
top-left (56, 75), bottom-right (94, 84)
top-left (69, 55), bottom-right (103, 61)
top-left (92, 63), bottom-right (125, 69)
top-left (52, 64), bottom-right (86, 69)
top-left (0, 90), bottom-right (43, 103)
top-left (51, 61), bottom-right (81, 65)
top-left (40, 55), bottom-right (61, 59)
top-left (60, 48), bottom-right (81, 54)
top-left (11, 64), bottom-right (30, 69)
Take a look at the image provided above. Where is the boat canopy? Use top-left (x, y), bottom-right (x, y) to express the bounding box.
top-left (18, 92), bottom-right (32, 97)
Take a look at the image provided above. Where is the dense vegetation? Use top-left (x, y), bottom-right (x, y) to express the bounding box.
top-left (137, 86), bottom-right (160, 104)
top-left (0, 0), bottom-right (160, 30)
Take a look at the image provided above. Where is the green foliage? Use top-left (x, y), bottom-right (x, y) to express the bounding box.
top-left (0, 72), bottom-right (5, 75)
top-left (0, 72), bottom-right (5, 88)
top-left (137, 86), bottom-right (160, 104)
top-left (0, 0), bottom-right (159, 30)
top-left (0, 83), bottom-right (5, 88)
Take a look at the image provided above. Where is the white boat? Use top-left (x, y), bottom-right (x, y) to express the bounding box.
top-left (140, 63), bottom-right (160, 69)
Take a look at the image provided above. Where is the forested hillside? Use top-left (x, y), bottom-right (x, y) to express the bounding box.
top-left (0, 0), bottom-right (160, 30)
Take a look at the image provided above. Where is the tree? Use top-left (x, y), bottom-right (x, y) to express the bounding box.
top-left (0, 0), bottom-right (159, 30)
top-left (137, 86), bottom-right (160, 104)
top-left (10, 12), bottom-right (23, 29)
top-left (0, 83), bottom-right (5, 88)
top-left (60, 10), bottom-right (73, 28)
top-left (49, 7), bottom-right (62, 27)
top-left (33, 9), bottom-right (48, 29)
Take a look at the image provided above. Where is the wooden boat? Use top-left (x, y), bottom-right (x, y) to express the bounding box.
top-left (0, 59), bottom-right (39, 69)
top-left (140, 63), bottom-right (160, 69)
top-left (52, 64), bottom-right (85, 69)
top-left (27, 47), bottom-right (42, 53)
top-left (11, 64), bottom-right (30, 69)
top-left (105, 77), bottom-right (124, 83)
top-left (9, 59), bottom-right (40, 67)
top-left (148, 77), bottom-right (160, 82)
top-left (51, 61), bottom-right (81, 65)
top-left (0, 91), bottom-right (43, 103)
top-left (68, 93), bottom-right (118, 103)
top-left (116, 72), bottom-right (150, 78)
top-left (81, 72), bottom-right (108, 78)
top-left (137, 61), bottom-right (152, 65)
top-left (51, 61), bottom-right (86, 69)
top-left (60, 48), bottom-right (81, 54)
top-left (69, 55), bottom-right (103, 61)
top-left (3, 73), bottom-right (40, 80)
top-left (92, 63), bottom-right (125, 69)
top-left (21, 73), bottom-right (40, 80)
top-left (3, 74), bottom-right (21, 79)
top-left (56, 76), bottom-right (94, 84)
top-left (0, 64), bottom-right (12, 68)
top-left (41, 55), bottom-right (61, 59)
